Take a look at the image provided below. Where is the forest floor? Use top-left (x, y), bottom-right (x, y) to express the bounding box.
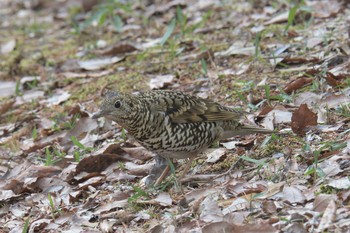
top-left (0, 0), bottom-right (350, 232)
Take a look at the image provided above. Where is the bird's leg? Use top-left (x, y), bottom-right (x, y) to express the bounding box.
top-left (144, 155), bottom-right (168, 187)
top-left (154, 163), bottom-right (170, 186)
top-left (179, 154), bottom-right (196, 180)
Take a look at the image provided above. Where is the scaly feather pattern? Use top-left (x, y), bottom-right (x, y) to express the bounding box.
top-left (93, 90), bottom-right (273, 159)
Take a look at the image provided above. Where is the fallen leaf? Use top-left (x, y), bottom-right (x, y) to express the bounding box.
top-left (145, 0), bottom-right (186, 17)
top-left (0, 99), bottom-right (15, 116)
top-left (261, 200), bottom-right (277, 214)
top-left (202, 222), bottom-right (235, 233)
top-left (278, 56), bottom-right (319, 66)
top-left (78, 56), bottom-right (124, 70)
top-left (319, 160), bottom-right (342, 177)
top-left (223, 211), bottom-right (250, 225)
top-left (282, 222), bottom-right (307, 233)
top-left (204, 222), bottom-right (278, 233)
top-left (206, 148), bottom-right (226, 163)
top-left (307, 37), bottom-right (323, 48)
top-left (327, 177), bottom-right (350, 190)
top-left (291, 104), bottom-right (317, 136)
top-left (1, 39), bottom-right (16, 54)
top-left (96, 43), bottom-right (138, 56)
top-left (294, 92), bottom-right (322, 106)
top-left (125, 162), bottom-right (153, 175)
top-left (0, 164), bottom-right (61, 194)
top-left (321, 93), bottom-right (350, 109)
top-left (199, 196), bottom-right (223, 223)
top-left (221, 141), bottom-right (239, 150)
top-left (324, 72), bottom-right (342, 87)
top-left (226, 180), bottom-right (267, 197)
top-left (222, 197), bottom-right (250, 214)
top-left (121, 146), bottom-right (155, 161)
top-left (317, 199), bottom-right (337, 232)
top-left (0, 81), bottom-right (16, 98)
top-left (153, 192), bottom-right (172, 206)
top-left (94, 200), bottom-right (129, 214)
top-left (269, 44), bottom-right (290, 66)
top-left (215, 42), bottom-right (255, 57)
top-left (264, 11), bottom-right (289, 25)
top-left (76, 153), bottom-right (128, 174)
top-left (314, 194), bottom-right (337, 212)
top-left (77, 176), bottom-right (105, 190)
top-left (43, 90), bottom-right (70, 107)
top-left (16, 90), bottom-right (45, 104)
top-left (308, 0), bottom-right (342, 18)
top-left (283, 77), bottom-right (313, 94)
top-left (282, 186), bottom-right (306, 204)
top-left (148, 74), bottom-right (175, 89)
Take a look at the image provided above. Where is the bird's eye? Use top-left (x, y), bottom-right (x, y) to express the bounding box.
top-left (114, 101), bottom-right (121, 108)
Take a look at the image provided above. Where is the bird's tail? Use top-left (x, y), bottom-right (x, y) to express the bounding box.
top-left (223, 124), bottom-right (275, 138)
top-left (241, 125), bottom-right (275, 134)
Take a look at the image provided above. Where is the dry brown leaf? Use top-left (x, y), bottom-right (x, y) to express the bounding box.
top-left (279, 56), bottom-right (319, 65)
top-left (313, 194), bottom-right (337, 212)
top-left (75, 153), bottom-right (130, 174)
top-left (0, 164), bottom-right (61, 194)
top-left (96, 43), bottom-right (138, 56)
top-left (0, 99), bottom-right (15, 116)
top-left (324, 72), bottom-right (342, 87)
top-left (283, 77), bottom-right (313, 94)
top-left (261, 200), bottom-right (277, 214)
top-left (291, 104), bottom-right (317, 136)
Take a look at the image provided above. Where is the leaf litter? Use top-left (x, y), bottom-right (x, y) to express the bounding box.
top-left (0, 0), bottom-right (350, 232)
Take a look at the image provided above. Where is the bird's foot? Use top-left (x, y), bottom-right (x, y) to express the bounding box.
top-left (143, 155), bottom-right (169, 187)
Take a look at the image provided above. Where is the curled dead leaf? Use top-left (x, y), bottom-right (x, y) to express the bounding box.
top-left (96, 43), bottom-right (138, 56)
top-left (291, 104), bottom-right (317, 136)
top-left (324, 72), bottom-right (343, 87)
top-left (284, 77), bottom-right (313, 94)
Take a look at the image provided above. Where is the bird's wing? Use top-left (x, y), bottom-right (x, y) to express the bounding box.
top-left (141, 91), bottom-right (242, 123)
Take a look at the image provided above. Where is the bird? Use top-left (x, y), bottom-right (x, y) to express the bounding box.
top-left (92, 90), bottom-right (273, 185)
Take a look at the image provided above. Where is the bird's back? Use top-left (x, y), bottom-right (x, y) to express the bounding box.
top-left (126, 91), bottom-right (247, 159)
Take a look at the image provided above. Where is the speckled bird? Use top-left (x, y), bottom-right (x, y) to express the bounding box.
top-left (92, 90), bottom-right (272, 180)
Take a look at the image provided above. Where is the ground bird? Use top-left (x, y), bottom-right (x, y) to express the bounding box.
top-left (92, 90), bottom-right (273, 185)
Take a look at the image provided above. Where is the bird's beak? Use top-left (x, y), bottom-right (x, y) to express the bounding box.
top-left (91, 110), bottom-right (104, 119)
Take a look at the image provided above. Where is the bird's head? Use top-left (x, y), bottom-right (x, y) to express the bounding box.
top-left (92, 91), bottom-right (137, 123)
